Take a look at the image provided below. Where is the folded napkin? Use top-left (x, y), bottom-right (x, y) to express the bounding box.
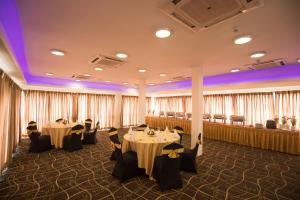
top-left (164, 126), bottom-right (169, 133)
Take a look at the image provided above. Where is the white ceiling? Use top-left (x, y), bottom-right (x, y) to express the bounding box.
top-left (15, 0), bottom-right (300, 87)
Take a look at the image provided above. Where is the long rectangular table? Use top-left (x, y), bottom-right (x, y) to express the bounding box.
top-left (145, 116), bottom-right (300, 155)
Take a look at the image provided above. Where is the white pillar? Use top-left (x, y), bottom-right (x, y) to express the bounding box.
top-left (138, 79), bottom-right (146, 124)
top-left (192, 66), bottom-right (203, 156)
top-left (113, 93), bottom-right (122, 128)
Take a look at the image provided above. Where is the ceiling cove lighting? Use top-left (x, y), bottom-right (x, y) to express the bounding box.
top-left (234, 35), bottom-right (252, 45)
top-left (50, 49), bottom-right (65, 56)
top-left (45, 72), bottom-right (54, 76)
top-left (155, 28), bottom-right (171, 38)
top-left (94, 67), bottom-right (103, 71)
top-left (250, 52), bottom-right (266, 58)
top-left (231, 68), bottom-right (240, 73)
top-left (159, 73), bottom-right (167, 77)
top-left (116, 53), bottom-right (128, 59)
top-left (138, 69), bottom-right (147, 72)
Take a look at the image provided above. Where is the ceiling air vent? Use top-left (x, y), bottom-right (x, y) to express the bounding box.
top-left (246, 59), bottom-right (286, 70)
top-left (90, 55), bottom-right (124, 68)
top-left (71, 74), bottom-right (91, 80)
top-left (160, 0), bottom-right (264, 32)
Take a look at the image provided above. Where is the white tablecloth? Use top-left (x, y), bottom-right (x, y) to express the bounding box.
top-left (42, 123), bottom-right (80, 148)
top-left (122, 131), bottom-right (180, 176)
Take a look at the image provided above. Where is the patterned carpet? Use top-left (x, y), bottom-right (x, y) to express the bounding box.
top-left (0, 129), bottom-right (299, 200)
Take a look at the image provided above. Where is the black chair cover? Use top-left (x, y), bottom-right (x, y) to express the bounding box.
top-left (85, 118), bottom-right (92, 131)
top-left (153, 142), bottom-right (184, 191)
top-left (83, 121), bottom-right (98, 145)
top-left (63, 124), bottom-right (84, 152)
top-left (112, 141), bottom-right (144, 182)
top-left (27, 121), bottom-right (52, 153)
top-left (108, 127), bottom-right (120, 160)
top-left (136, 124), bottom-right (147, 131)
top-left (55, 118), bottom-right (63, 123)
top-left (181, 133), bottom-right (201, 173)
top-left (173, 126), bottom-right (184, 144)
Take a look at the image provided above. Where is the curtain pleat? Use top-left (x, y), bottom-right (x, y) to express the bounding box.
top-left (121, 96), bottom-right (138, 127)
top-left (22, 90), bottom-right (115, 133)
top-left (0, 70), bottom-right (22, 174)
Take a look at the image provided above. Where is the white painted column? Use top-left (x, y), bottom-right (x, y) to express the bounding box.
top-left (138, 79), bottom-right (146, 124)
top-left (113, 93), bottom-right (122, 128)
top-left (192, 66), bottom-right (203, 156)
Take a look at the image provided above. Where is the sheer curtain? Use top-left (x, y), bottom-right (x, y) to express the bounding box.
top-left (203, 94), bottom-right (233, 121)
top-left (154, 96), bottom-right (189, 114)
top-left (275, 91), bottom-right (300, 129)
top-left (121, 96), bottom-right (138, 127)
top-left (22, 90), bottom-right (115, 132)
top-left (77, 93), bottom-right (115, 128)
top-left (0, 70), bottom-right (22, 174)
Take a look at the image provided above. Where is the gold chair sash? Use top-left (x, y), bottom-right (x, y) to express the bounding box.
top-left (27, 129), bottom-right (38, 135)
top-left (197, 139), bottom-right (202, 144)
top-left (136, 128), bottom-right (145, 131)
top-left (70, 129), bottom-right (84, 135)
top-left (109, 131), bottom-right (118, 136)
top-left (162, 148), bottom-right (184, 158)
top-left (28, 123), bottom-right (37, 127)
top-left (110, 142), bottom-right (122, 150)
top-left (174, 129), bottom-right (184, 134)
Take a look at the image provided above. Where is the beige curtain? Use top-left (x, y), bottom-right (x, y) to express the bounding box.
top-left (146, 97), bottom-right (151, 115)
top-left (0, 70), bottom-right (22, 174)
top-left (77, 93), bottom-right (115, 128)
top-left (121, 96), bottom-right (138, 127)
top-left (154, 96), bottom-right (189, 114)
top-left (275, 91), bottom-right (300, 129)
top-left (22, 90), bottom-right (115, 132)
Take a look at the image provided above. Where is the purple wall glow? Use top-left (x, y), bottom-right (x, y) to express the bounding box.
top-left (1, 0), bottom-right (300, 93)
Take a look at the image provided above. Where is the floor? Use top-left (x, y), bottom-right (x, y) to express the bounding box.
top-left (0, 129), bottom-right (299, 200)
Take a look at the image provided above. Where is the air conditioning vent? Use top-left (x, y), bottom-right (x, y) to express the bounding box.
top-left (246, 59), bottom-right (286, 70)
top-left (71, 74), bottom-right (91, 80)
top-left (161, 0), bottom-right (264, 32)
top-left (90, 55), bottom-right (124, 68)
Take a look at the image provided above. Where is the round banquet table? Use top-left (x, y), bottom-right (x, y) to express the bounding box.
top-left (122, 131), bottom-right (180, 177)
top-left (42, 123), bottom-right (81, 148)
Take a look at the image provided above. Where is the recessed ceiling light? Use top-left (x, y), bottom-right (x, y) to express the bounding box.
top-left (230, 68), bottom-right (240, 73)
top-left (75, 79), bottom-right (81, 82)
top-left (50, 49), bottom-right (65, 56)
top-left (83, 73), bottom-right (91, 77)
top-left (123, 82), bottom-right (128, 85)
top-left (250, 52), bottom-right (266, 58)
top-left (105, 80), bottom-right (111, 83)
top-left (138, 69), bottom-right (147, 73)
top-left (297, 58), bottom-right (300, 63)
top-left (94, 67), bottom-right (103, 71)
top-left (148, 83), bottom-right (155, 86)
top-left (116, 53), bottom-right (128, 59)
top-left (167, 80), bottom-right (172, 83)
top-left (45, 72), bottom-right (54, 76)
top-left (234, 35), bottom-right (252, 45)
top-left (159, 73), bottom-right (167, 77)
top-left (155, 28), bottom-right (171, 38)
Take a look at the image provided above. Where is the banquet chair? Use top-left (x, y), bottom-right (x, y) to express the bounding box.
top-left (173, 126), bottom-right (184, 144)
top-left (112, 140), bottom-right (144, 182)
top-left (83, 121), bottom-right (99, 145)
top-left (55, 118), bottom-right (64, 123)
top-left (85, 118), bottom-right (92, 131)
top-left (27, 121), bottom-right (52, 153)
top-left (153, 142), bottom-right (184, 191)
top-left (136, 124), bottom-right (147, 131)
top-left (63, 124), bottom-right (84, 152)
top-left (108, 127), bottom-right (120, 160)
top-left (181, 133), bottom-right (201, 173)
